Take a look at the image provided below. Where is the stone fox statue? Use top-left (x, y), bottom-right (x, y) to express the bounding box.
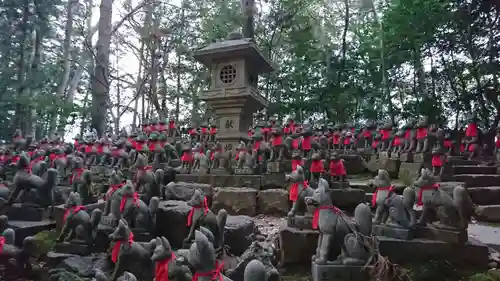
top-left (6, 155), bottom-right (58, 209)
top-left (305, 179), bottom-right (372, 265)
top-left (184, 189), bottom-right (227, 252)
top-left (371, 170), bottom-right (416, 228)
top-left (187, 231), bottom-right (233, 281)
top-left (57, 192), bottom-right (101, 243)
top-left (414, 168), bottom-right (474, 230)
top-left (108, 181), bottom-right (159, 233)
top-left (151, 236), bottom-right (192, 281)
top-left (0, 231), bottom-right (38, 280)
top-left (109, 219), bottom-right (156, 281)
top-left (285, 165), bottom-right (314, 217)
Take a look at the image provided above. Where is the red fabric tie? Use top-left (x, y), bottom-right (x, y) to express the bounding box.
top-left (416, 128), bottom-right (428, 140)
top-left (465, 123), bottom-right (478, 137)
top-left (417, 184), bottom-right (439, 206)
top-left (70, 168), bottom-right (85, 184)
top-left (155, 252), bottom-right (176, 281)
top-left (302, 136), bottom-right (312, 150)
top-left (0, 236), bottom-right (5, 253)
top-left (111, 232), bottom-right (134, 263)
top-left (105, 182), bottom-right (125, 200)
top-left (272, 135), bottom-right (283, 146)
top-left (29, 156), bottom-right (45, 173)
top-left (181, 152), bottom-right (193, 162)
top-left (431, 155), bottom-right (443, 167)
top-left (134, 166), bottom-right (152, 183)
top-left (191, 261), bottom-right (224, 281)
top-left (186, 197), bottom-right (209, 226)
top-left (51, 154), bottom-right (67, 168)
top-left (313, 206), bottom-right (340, 229)
top-left (371, 185), bottom-right (394, 206)
top-left (120, 192), bottom-right (140, 212)
top-left (63, 205), bottom-right (85, 222)
top-left (310, 160), bottom-right (324, 173)
top-left (291, 159), bottom-right (303, 172)
top-left (289, 180), bottom-right (308, 202)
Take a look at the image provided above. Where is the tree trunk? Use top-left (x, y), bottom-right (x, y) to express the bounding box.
top-left (52, 0), bottom-right (78, 137)
top-left (91, 0), bottom-right (112, 137)
top-left (14, 1), bottom-right (30, 134)
top-left (27, 29), bottom-right (42, 138)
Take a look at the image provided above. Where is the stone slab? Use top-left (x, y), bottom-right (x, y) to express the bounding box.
top-left (54, 241), bottom-right (91, 256)
top-left (400, 152), bottom-right (414, 163)
top-left (329, 181), bottom-right (350, 189)
top-left (468, 187), bottom-right (500, 205)
top-left (468, 223), bottom-right (500, 251)
top-left (267, 161), bottom-right (291, 173)
top-left (372, 225), bottom-right (415, 240)
top-left (233, 168), bottom-right (253, 175)
top-left (278, 224), bottom-right (319, 264)
top-left (452, 174), bottom-right (500, 188)
top-left (414, 153), bottom-right (432, 164)
top-left (331, 188), bottom-right (365, 209)
top-left (475, 205), bottom-right (500, 222)
top-left (287, 215), bottom-right (313, 230)
top-left (5, 204), bottom-right (51, 221)
top-left (311, 262), bottom-right (370, 281)
top-left (398, 162), bottom-right (422, 183)
top-left (8, 219), bottom-right (55, 246)
top-left (176, 174), bottom-right (264, 190)
top-left (414, 225), bottom-right (467, 244)
top-left (377, 236), bottom-right (489, 267)
top-left (339, 154), bottom-right (369, 174)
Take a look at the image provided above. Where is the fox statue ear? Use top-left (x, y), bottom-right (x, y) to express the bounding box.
top-left (161, 237), bottom-right (171, 250)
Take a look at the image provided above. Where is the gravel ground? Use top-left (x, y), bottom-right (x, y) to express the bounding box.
top-left (253, 215), bottom-right (286, 237)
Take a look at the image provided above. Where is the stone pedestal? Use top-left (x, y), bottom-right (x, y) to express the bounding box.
top-left (234, 167), bottom-right (253, 175)
top-left (400, 152), bottom-right (414, 163)
top-left (372, 225), bottom-right (415, 240)
top-left (415, 225), bottom-right (468, 244)
top-left (311, 262), bottom-right (371, 281)
top-left (330, 188), bottom-right (365, 209)
top-left (329, 181), bottom-right (350, 189)
top-left (6, 204), bottom-right (51, 221)
top-left (287, 215), bottom-right (313, 230)
top-left (414, 152), bottom-right (432, 164)
top-left (267, 161), bottom-right (291, 173)
top-left (53, 241), bottom-right (91, 255)
top-left (390, 152), bottom-right (400, 159)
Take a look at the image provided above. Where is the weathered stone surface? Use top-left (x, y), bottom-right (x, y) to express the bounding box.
top-left (54, 201), bottom-right (105, 233)
top-left (413, 153), bottom-right (432, 164)
top-left (8, 219), bottom-right (55, 246)
top-left (468, 187), bottom-right (500, 205)
top-left (372, 225), bottom-right (415, 240)
top-left (54, 253), bottom-right (108, 278)
top-left (446, 157), bottom-right (482, 166)
top-left (367, 157), bottom-right (400, 178)
top-left (349, 180), bottom-right (406, 193)
top-left (475, 205), bottom-right (500, 222)
top-left (414, 225), bottom-right (467, 244)
top-left (261, 173), bottom-right (287, 189)
top-left (398, 162), bottom-right (422, 183)
top-left (453, 165), bottom-right (497, 175)
top-left (278, 224), bottom-right (319, 264)
top-left (267, 161), bottom-right (291, 173)
top-left (164, 182), bottom-right (213, 203)
top-left (257, 189), bottom-right (289, 215)
top-left (156, 200), bottom-right (191, 249)
top-left (399, 152), bottom-right (414, 163)
top-left (226, 240), bottom-right (280, 281)
top-left (311, 262), bottom-right (370, 281)
top-left (6, 204), bottom-right (51, 221)
top-left (340, 154), bottom-right (368, 174)
top-left (331, 188), bottom-right (365, 209)
top-left (225, 215), bottom-right (256, 256)
top-left (156, 200), bottom-right (256, 252)
top-left (176, 174), bottom-right (263, 189)
top-left (377, 236), bottom-right (489, 267)
top-left (213, 187), bottom-right (257, 216)
top-left (436, 181), bottom-right (466, 197)
top-left (453, 174), bottom-right (500, 187)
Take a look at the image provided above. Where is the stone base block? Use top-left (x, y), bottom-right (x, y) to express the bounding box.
top-left (391, 152), bottom-right (400, 159)
top-left (278, 225), bottom-right (319, 265)
top-left (414, 153), bottom-right (432, 164)
top-left (398, 162), bottom-right (422, 183)
top-left (176, 174), bottom-right (265, 190)
top-left (372, 225), bottom-right (415, 240)
top-left (329, 181), bottom-right (350, 189)
top-left (212, 187), bottom-right (257, 216)
top-left (400, 152), bottom-right (414, 163)
top-left (6, 204), bottom-right (51, 221)
top-left (54, 241), bottom-right (91, 256)
top-left (331, 188), bottom-right (365, 209)
top-left (415, 225), bottom-right (467, 244)
top-left (234, 167), bottom-right (253, 175)
top-left (267, 161), bottom-right (291, 173)
top-left (377, 236), bottom-right (489, 267)
top-left (311, 262), bottom-right (371, 281)
top-left (257, 189), bottom-right (289, 215)
top-left (287, 215), bottom-right (313, 230)
top-left (8, 219), bottom-right (55, 246)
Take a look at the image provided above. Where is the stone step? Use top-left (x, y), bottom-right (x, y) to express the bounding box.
top-left (475, 205), bottom-right (500, 223)
top-left (453, 165), bottom-right (498, 175)
top-left (447, 157), bottom-right (483, 166)
top-left (452, 174), bottom-right (500, 187)
top-left (468, 187), bottom-right (500, 206)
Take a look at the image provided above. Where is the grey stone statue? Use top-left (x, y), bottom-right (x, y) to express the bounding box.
top-left (305, 179), bottom-right (372, 265)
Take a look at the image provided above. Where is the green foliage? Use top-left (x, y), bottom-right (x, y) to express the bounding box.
top-left (32, 230), bottom-right (57, 258)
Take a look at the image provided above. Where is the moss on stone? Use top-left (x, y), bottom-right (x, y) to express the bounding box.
top-left (33, 230), bottom-right (57, 258)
